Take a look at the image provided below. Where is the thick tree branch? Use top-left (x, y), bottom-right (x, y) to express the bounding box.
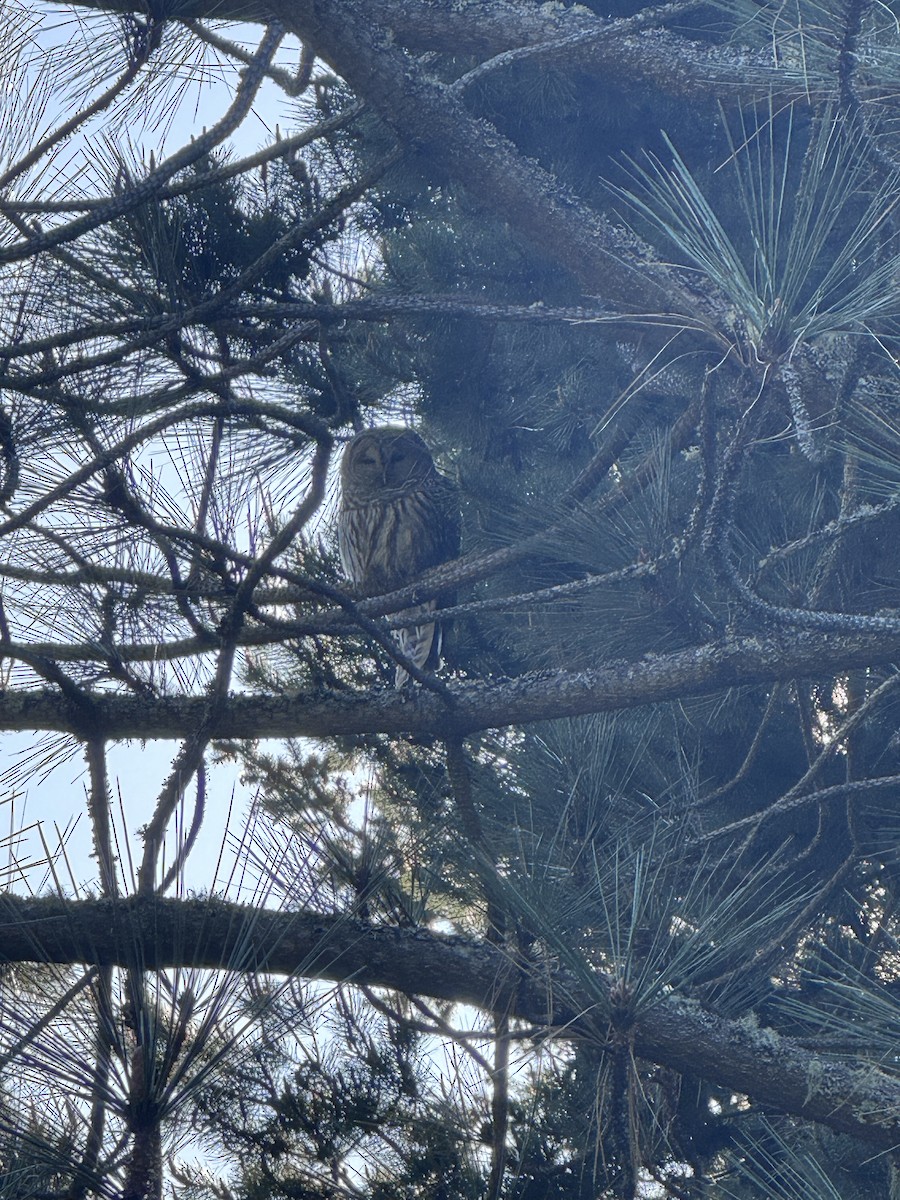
top-left (64, 0), bottom-right (793, 102)
top-left (4, 628), bottom-right (900, 739)
top-left (1, 892), bottom-right (899, 1151)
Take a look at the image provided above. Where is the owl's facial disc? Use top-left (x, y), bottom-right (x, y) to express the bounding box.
top-left (342, 428), bottom-right (433, 501)
top-left (349, 441), bottom-right (384, 482)
top-left (384, 442), bottom-right (421, 485)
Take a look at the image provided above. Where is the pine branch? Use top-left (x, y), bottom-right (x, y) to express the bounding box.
top-left (4, 628), bottom-right (900, 739)
top-left (62, 0), bottom-right (804, 103)
top-left (0, 24), bottom-right (285, 266)
top-left (1, 101), bottom-right (365, 216)
top-left (4, 892), bottom-right (900, 1152)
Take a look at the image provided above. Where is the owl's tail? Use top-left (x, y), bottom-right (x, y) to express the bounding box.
top-left (394, 600), bottom-right (440, 688)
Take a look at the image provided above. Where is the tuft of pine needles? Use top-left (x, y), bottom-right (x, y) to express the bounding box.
top-left (611, 104), bottom-right (900, 359)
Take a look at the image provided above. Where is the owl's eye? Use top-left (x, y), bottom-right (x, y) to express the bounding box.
top-left (389, 451), bottom-right (407, 464)
top-left (358, 454), bottom-right (377, 465)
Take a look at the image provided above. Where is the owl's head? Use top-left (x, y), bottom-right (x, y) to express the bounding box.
top-left (340, 426), bottom-right (434, 501)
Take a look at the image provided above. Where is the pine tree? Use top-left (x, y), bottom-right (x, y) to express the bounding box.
top-left (5, 1), bottom-right (900, 1197)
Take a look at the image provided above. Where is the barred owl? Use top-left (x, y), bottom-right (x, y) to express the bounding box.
top-left (338, 426), bottom-right (460, 686)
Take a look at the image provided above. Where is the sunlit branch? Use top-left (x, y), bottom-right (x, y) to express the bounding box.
top-left (263, 0), bottom-right (720, 332)
top-left (4, 627), bottom-right (900, 741)
top-left (184, 18), bottom-right (317, 96)
top-left (61, 0), bottom-right (804, 103)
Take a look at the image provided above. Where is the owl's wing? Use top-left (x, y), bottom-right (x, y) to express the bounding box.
top-left (419, 472), bottom-right (461, 571)
top-left (336, 504), bottom-right (361, 584)
top-left (438, 474), bottom-right (462, 560)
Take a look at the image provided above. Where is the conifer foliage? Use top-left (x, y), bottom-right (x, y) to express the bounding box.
top-left (4, 0), bottom-right (900, 1196)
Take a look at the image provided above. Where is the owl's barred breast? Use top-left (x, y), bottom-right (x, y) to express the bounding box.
top-left (339, 489), bottom-right (452, 594)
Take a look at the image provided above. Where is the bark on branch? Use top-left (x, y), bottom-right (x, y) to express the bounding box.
top-left (3, 628), bottom-right (900, 739)
top-left (64, 0), bottom-right (787, 102)
top-left (2, 892), bottom-right (899, 1152)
